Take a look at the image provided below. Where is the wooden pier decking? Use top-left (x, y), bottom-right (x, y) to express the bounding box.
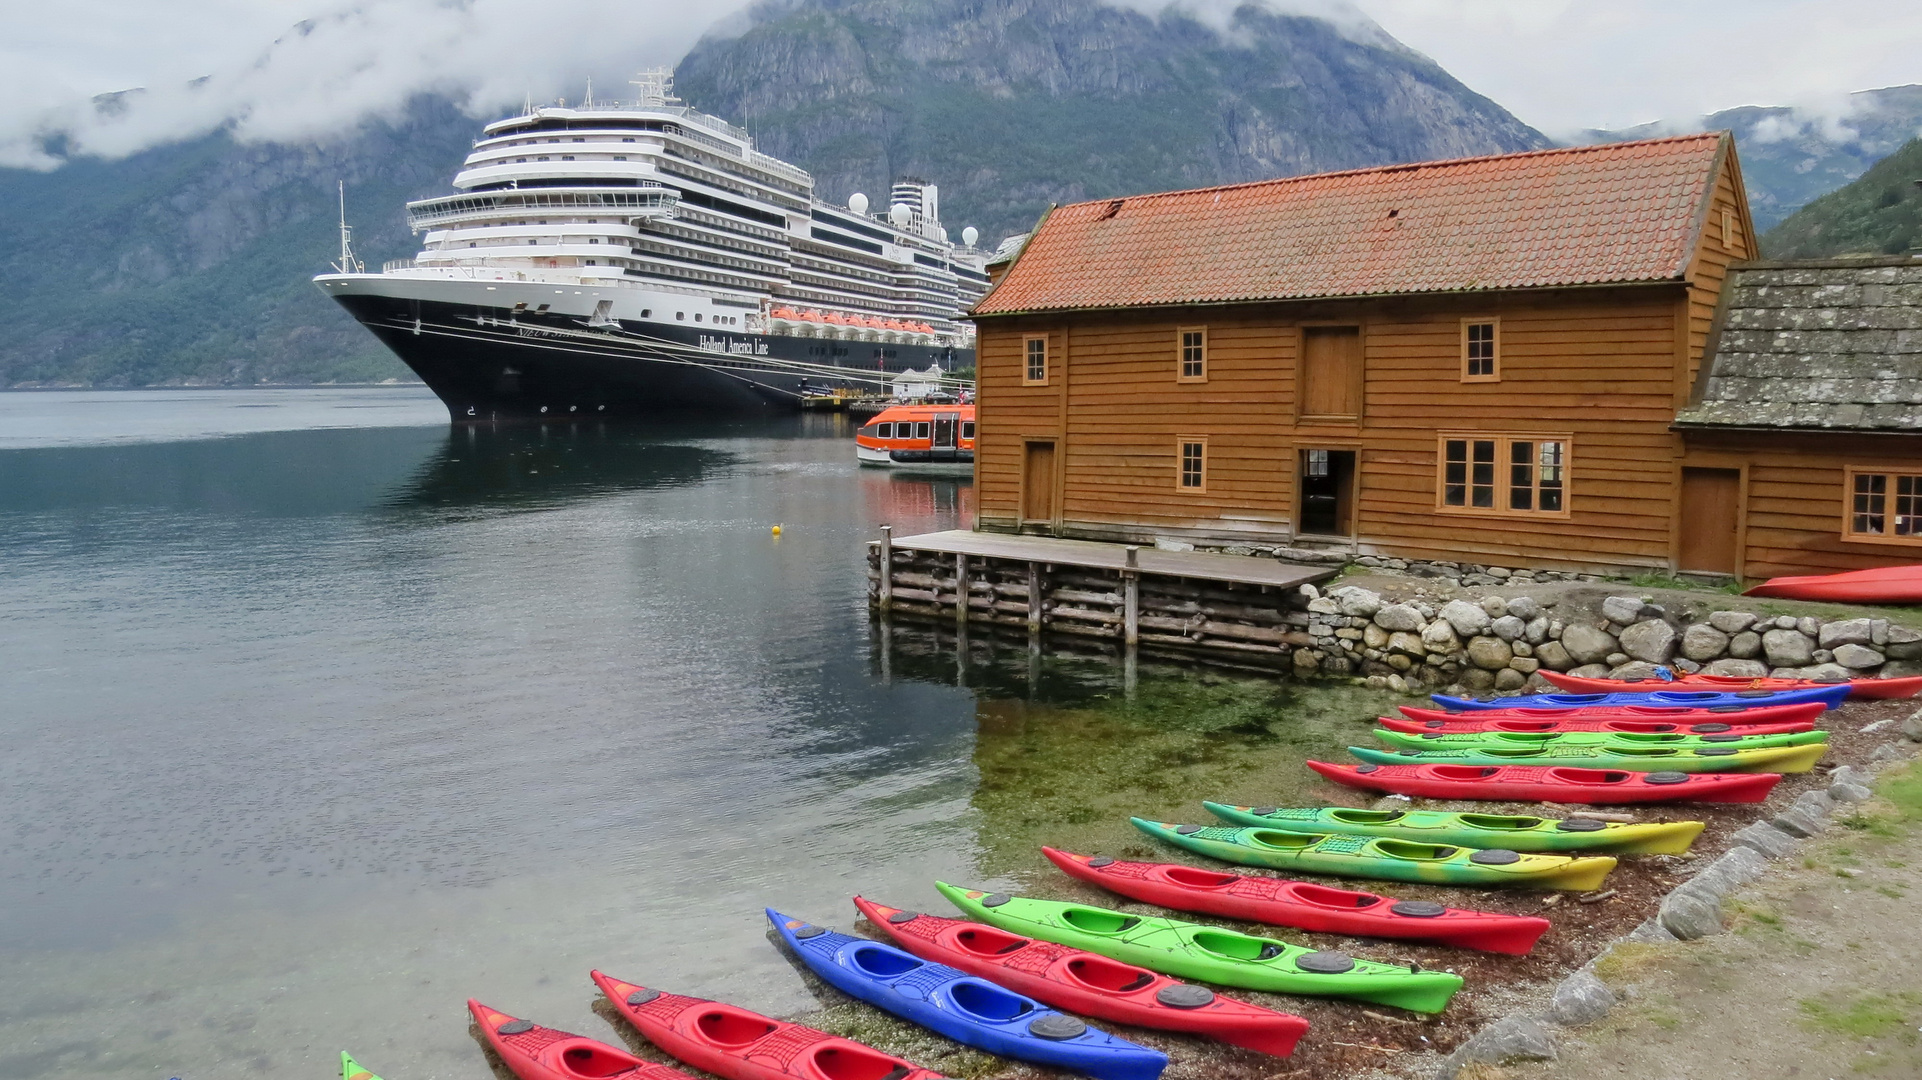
top-left (868, 528), bottom-right (1338, 664)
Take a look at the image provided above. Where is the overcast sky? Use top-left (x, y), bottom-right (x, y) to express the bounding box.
top-left (4, 0), bottom-right (1921, 170)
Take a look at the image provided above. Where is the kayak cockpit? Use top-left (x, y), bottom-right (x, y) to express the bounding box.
top-left (953, 926), bottom-right (1031, 956)
top-left (1326, 808), bottom-right (1407, 825)
top-left (694, 1008), bottom-right (778, 1048)
top-left (946, 980), bottom-right (1034, 1022)
top-left (1064, 955), bottom-right (1157, 992)
top-left (559, 1043), bottom-right (647, 1079)
top-left (809, 1042), bottom-right (915, 1080)
top-left (1456, 814), bottom-right (1547, 830)
top-left (1059, 907), bottom-right (1141, 935)
top-left (848, 945), bottom-right (923, 979)
top-left (1288, 882), bottom-right (1388, 910)
top-left (1160, 865), bottom-right (1241, 889)
top-left (1371, 840), bottom-right (1461, 861)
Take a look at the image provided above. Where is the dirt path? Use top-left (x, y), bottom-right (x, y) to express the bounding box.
top-left (1498, 760), bottom-right (1922, 1080)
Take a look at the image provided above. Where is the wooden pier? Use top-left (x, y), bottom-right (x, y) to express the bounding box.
top-left (868, 528), bottom-right (1337, 664)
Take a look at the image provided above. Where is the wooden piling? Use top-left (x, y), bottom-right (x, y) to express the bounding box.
top-left (878, 525), bottom-right (893, 611)
top-left (1122, 545), bottom-right (1140, 646)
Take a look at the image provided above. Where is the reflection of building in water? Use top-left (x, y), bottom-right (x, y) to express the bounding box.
top-left (860, 470), bottom-right (974, 529)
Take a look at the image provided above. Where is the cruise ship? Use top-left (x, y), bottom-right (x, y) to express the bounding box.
top-left (314, 71), bottom-right (991, 421)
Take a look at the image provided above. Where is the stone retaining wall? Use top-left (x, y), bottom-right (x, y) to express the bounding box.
top-left (1293, 583), bottom-right (1922, 693)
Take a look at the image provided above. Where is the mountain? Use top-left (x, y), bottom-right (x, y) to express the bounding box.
top-left (676, 0), bottom-right (1550, 247)
top-left (0, 96), bottom-right (474, 387)
top-left (1581, 85), bottom-right (1922, 233)
top-left (0, 0), bottom-right (1549, 389)
top-left (1762, 134), bottom-right (1922, 258)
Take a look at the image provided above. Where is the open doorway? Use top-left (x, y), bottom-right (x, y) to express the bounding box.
top-left (1298, 448), bottom-right (1356, 537)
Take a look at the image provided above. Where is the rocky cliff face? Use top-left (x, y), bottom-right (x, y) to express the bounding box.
top-left (678, 0), bottom-right (1549, 244)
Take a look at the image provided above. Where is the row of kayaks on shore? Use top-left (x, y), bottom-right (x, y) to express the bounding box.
top-left (345, 680), bottom-right (1874, 1080)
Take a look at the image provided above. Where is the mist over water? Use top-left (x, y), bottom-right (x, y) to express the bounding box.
top-left (0, 389), bottom-right (1381, 1080)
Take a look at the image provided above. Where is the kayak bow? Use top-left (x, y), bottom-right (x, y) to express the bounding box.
top-left (468, 1000), bottom-right (696, 1080)
top-left (341, 1052), bottom-right (383, 1080)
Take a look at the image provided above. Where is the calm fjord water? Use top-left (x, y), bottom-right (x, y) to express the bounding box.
top-left (0, 389), bottom-right (1383, 1079)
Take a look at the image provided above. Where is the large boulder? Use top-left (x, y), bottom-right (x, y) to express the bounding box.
top-left (1534, 639), bottom-right (1573, 671)
top-left (1609, 660), bottom-right (1667, 681)
top-left (1373, 603), bottom-right (1424, 632)
top-left (1362, 622), bottom-right (1389, 649)
top-left (1524, 616), bottom-right (1550, 644)
top-left (1602, 595), bottom-right (1648, 624)
top-left (1761, 628), bottom-right (1815, 667)
top-left (1439, 599), bottom-right (1492, 637)
top-left (1727, 630), bottom-right (1763, 659)
top-left (1495, 667), bottom-right (1528, 690)
top-left (1479, 595), bottom-right (1510, 618)
top-left (1467, 636), bottom-right (1514, 671)
top-left (1619, 619), bottom-right (1678, 664)
top-left (1818, 618), bottom-right (1874, 649)
top-left (1490, 614), bottom-right (1526, 641)
top-left (1704, 658), bottom-right (1769, 678)
top-left (1506, 596), bottom-right (1544, 621)
top-left (1834, 643), bottom-right (1886, 669)
top-left (1885, 624), bottom-right (1922, 660)
top-left (1560, 624), bottom-right (1618, 665)
top-left (1566, 663), bottom-right (1612, 679)
top-left (1680, 623), bottom-right (1730, 662)
top-left (1709, 610), bottom-right (1759, 634)
top-left (1387, 630), bottom-right (1427, 657)
top-left (1548, 970), bottom-right (1617, 1027)
top-left (1333, 586), bottom-right (1383, 618)
top-left (1422, 619), bottom-right (1462, 652)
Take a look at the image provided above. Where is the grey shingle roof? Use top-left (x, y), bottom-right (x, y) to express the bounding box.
top-left (1678, 258), bottom-right (1922, 430)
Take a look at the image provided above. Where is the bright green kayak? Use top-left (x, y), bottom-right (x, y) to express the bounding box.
top-left (1347, 741), bottom-right (1827, 774)
top-left (1373, 728), bottom-right (1828, 751)
top-left (935, 882), bottom-right (1464, 1014)
top-left (1203, 802), bottom-right (1705, 854)
top-left (1133, 818), bottom-right (1616, 889)
top-left (342, 1052), bottom-right (382, 1080)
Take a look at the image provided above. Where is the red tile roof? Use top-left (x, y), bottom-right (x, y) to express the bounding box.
top-left (972, 133), bottom-right (1729, 316)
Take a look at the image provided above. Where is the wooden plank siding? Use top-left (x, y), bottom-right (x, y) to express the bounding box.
top-left (977, 285), bottom-right (1696, 571)
top-left (1681, 430), bottom-right (1922, 578)
top-left (1681, 143), bottom-right (1758, 401)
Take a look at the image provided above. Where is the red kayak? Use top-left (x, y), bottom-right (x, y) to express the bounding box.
top-left (1308, 760), bottom-right (1781, 804)
top-left (468, 1000), bottom-right (695, 1080)
top-left (1745, 564), bottom-right (1922, 604)
top-left (1539, 669), bottom-right (1922, 701)
top-left (853, 895), bottom-right (1308, 1057)
top-left (1042, 848), bottom-right (1549, 955)
top-left (1397, 701), bottom-right (1825, 730)
top-left (590, 972), bottom-right (946, 1080)
top-left (1382, 711), bottom-right (1819, 737)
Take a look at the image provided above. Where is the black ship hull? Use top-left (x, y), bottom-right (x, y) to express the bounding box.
top-left (332, 293), bottom-right (967, 422)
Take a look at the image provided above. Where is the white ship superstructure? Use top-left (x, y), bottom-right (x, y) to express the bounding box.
top-left (315, 71), bottom-right (991, 420)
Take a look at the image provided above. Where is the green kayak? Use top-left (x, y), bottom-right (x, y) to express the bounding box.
top-left (1133, 818), bottom-right (1616, 889)
top-left (342, 1052), bottom-right (382, 1080)
top-left (1203, 803), bottom-right (1705, 854)
top-left (1373, 728), bottom-right (1828, 751)
top-left (935, 882), bottom-right (1464, 1014)
top-left (1347, 741), bottom-right (1827, 774)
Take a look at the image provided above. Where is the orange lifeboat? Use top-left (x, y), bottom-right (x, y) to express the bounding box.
top-left (855, 404), bottom-right (975, 469)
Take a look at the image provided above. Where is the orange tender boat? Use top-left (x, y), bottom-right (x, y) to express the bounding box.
top-left (1538, 669), bottom-right (1922, 701)
top-left (856, 403), bottom-right (974, 468)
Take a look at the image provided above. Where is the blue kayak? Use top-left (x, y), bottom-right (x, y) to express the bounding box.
top-left (766, 908), bottom-right (1167, 1080)
top-left (1433, 685), bottom-right (1850, 712)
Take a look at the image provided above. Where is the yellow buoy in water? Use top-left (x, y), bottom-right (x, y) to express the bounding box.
top-left (771, 524), bottom-right (783, 536)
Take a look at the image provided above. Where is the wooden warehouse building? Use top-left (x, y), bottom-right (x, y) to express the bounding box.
top-left (1675, 257), bottom-right (1922, 578)
top-left (967, 132), bottom-right (1820, 577)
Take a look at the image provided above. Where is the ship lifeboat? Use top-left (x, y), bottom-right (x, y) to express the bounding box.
top-left (824, 312), bottom-right (849, 325)
top-left (856, 404), bottom-right (976, 469)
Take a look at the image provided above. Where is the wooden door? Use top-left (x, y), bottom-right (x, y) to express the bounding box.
top-left (1022, 441), bottom-right (1057, 522)
top-left (1678, 467), bottom-right (1741, 574)
top-left (1301, 326), bottom-right (1362, 420)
